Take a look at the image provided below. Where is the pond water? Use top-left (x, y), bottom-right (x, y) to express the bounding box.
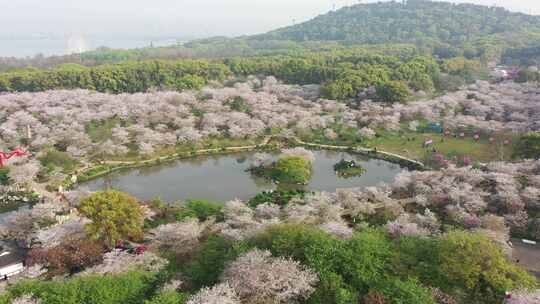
top-left (81, 150), bottom-right (405, 202)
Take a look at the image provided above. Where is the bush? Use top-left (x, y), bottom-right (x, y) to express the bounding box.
top-left (0, 167), bottom-right (9, 185)
top-left (0, 271), bottom-right (157, 304)
top-left (225, 96), bottom-right (252, 114)
top-left (38, 150), bottom-right (78, 172)
top-left (183, 199), bottom-right (224, 222)
top-left (78, 190), bottom-right (144, 248)
top-left (377, 278), bottom-right (436, 304)
top-left (248, 189), bottom-right (307, 208)
top-left (185, 235), bottom-right (241, 289)
top-left (28, 239), bottom-right (105, 277)
top-left (144, 291), bottom-right (189, 304)
top-left (514, 132), bottom-right (540, 159)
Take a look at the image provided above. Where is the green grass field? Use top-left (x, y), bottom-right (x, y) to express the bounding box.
top-left (365, 131), bottom-right (514, 163)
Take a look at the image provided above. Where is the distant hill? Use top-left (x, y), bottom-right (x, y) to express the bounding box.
top-left (3, 0), bottom-right (540, 71)
top-left (252, 0), bottom-right (540, 59)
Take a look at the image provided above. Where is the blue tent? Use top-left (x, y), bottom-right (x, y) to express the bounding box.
top-left (422, 122), bottom-right (443, 134)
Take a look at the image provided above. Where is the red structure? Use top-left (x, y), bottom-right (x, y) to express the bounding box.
top-left (0, 148), bottom-right (27, 168)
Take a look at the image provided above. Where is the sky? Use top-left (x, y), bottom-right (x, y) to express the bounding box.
top-left (1, 0), bottom-right (539, 40)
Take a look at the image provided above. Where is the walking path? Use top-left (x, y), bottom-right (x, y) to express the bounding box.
top-left (291, 137), bottom-right (425, 169)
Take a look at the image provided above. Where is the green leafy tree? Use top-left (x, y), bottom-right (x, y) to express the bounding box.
top-left (377, 278), bottom-right (436, 304)
top-left (438, 231), bottom-right (537, 303)
top-left (186, 235), bottom-right (241, 288)
top-left (0, 271), bottom-right (156, 304)
top-left (275, 156), bottom-right (313, 184)
top-left (182, 199), bottom-right (224, 222)
top-left (78, 191), bottom-right (144, 248)
top-left (225, 96), bottom-right (253, 114)
top-left (375, 80), bottom-right (411, 103)
top-left (144, 291), bottom-right (189, 304)
top-left (39, 149), bottom-right (79, 172)
top-left (514, 132), bottom-right (540, 159)
top-left (321, 80), bottom-right (355, 100)
top-left (0, 168), bottom-right (9, 185)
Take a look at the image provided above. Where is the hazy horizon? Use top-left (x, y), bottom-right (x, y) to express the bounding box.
top-left (1, 0), bottom-right (539, 57)
top-left (1, 0), bottom-right (539, 39)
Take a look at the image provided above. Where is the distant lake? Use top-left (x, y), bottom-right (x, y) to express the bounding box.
top-left (0, 37), bottom-right (182, 58)
top-left (81, 150), bottom-right (405, 203)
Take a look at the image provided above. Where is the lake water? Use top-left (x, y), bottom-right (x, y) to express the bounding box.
top-left (81, 150), bottom-right (404, 203)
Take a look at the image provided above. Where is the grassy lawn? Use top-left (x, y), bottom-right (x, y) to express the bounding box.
top-left (298, 124), bottom-right (363, 147)
top-left (365, 131), bottom-right (514, 163)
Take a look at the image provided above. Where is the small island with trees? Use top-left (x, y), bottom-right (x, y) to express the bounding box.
top-left (248, 148), bottom-right (315, 185)
top-left (0, 0), bottom-right (539, 303)
top-left (333, 159), bottom-right (366, 178)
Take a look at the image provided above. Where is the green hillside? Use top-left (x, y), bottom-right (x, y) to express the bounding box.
top-left (253, 0), bottom-right (540, 60)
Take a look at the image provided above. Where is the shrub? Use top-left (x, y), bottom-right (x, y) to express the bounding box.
top-left (38, 150), bottom-right (78, 172)
top-left (248, 190), bottom-right (307, 208)
top-left (514, 132), bottom-right (540, 159)
top-left (377, 278), bottom-right (436, 304)
top-left (0, 271), bottom-right (157, 304)
top-left (225, 96), bottom-right (252, 114)
top-left (183, 199), bottom-right (224, 222)
top-left (185, 236), bottom-right (240, 289)
top-left (0, 167), bottom-right (9, 185)
top-left (27, 239), bottom-right (105, 277)
top-left (144, 291), bottom-right (189, 304)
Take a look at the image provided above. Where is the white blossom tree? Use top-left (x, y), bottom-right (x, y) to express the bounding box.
top-left (221, 249), bottom-right (318, 303)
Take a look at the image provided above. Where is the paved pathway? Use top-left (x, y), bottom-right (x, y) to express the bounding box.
top-left (511, 238), bottom-right (540, 280)
top-left (291, 137), bottom-right (425, 168)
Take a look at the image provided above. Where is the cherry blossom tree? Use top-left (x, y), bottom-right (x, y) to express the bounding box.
top-left (147, 219), bottom-right (207, 256)
top-left (80, 249), bottom-right (167, 275)
top-left (187, 283), bottom-right (240, 304)
top-left (221, 249), bottom-right (318, 303)
top-left (11, 294), bottom-right (42, 304)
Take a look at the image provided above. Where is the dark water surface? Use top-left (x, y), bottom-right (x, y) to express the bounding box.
top-left (81, 150), bottom-right (404, 202)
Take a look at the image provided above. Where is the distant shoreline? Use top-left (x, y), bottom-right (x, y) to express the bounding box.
top-left (0, 37), bottom-right (187, 58)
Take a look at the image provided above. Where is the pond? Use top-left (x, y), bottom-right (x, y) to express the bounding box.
top-left (80, 150), bottom-right (405, 202)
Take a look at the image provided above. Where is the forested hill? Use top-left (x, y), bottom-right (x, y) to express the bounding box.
top-left (254, 0), bottom-right (540, 48)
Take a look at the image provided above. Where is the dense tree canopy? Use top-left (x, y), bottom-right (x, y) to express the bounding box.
top-left (0, 49), bottom-right (444, 101)
top-left (78, 191), bottom-right (144, 247)
top-left (515, 132), bottom-right (540, 159)
top-left (255, 0), bottom-right (540, 63)
top-left (0, 60), bottom-right (230, 93)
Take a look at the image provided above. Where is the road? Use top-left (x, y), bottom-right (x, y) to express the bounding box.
top-left (511, 238), bottom-right (540, 280)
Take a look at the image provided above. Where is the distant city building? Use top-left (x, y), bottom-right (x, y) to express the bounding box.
top-left (66, 34), bottom-right (88, 54)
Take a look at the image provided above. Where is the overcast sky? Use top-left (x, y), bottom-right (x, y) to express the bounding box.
top-left (0, 0), bottom-right (539, 39)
